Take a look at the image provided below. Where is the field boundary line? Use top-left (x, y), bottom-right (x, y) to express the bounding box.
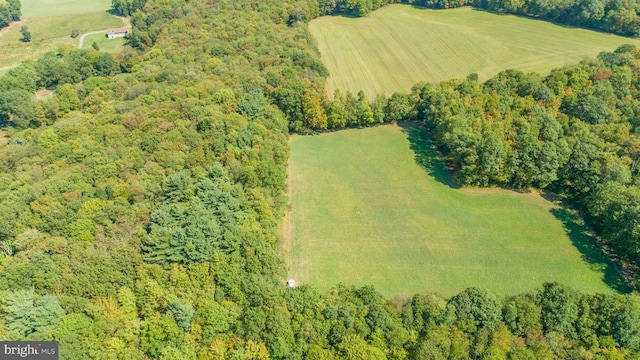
top-left (0, 20), bottom-right (22, 37)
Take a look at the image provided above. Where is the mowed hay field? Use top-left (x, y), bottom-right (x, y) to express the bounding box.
top-left (0, 0), bottom-right (123, 70)
top-left (283, 124), bottom-right (628, 297)
top-left (310, 5), bottom-right (640, 97)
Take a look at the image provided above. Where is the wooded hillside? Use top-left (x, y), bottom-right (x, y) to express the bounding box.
top-left (0, 0), bottom-right (639, 359)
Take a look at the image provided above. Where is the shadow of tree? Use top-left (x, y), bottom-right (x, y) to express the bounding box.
top-left (550, 207), bottom-right (631, 294)
top-left (398, 122), bottom-right (629, 292)
top-left (399, 122), bottom-right (459, 189)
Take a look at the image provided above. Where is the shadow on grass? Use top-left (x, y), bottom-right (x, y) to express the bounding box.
top-left (398, 122), bottom-right (459, 189)
top-left (550, 207), bottom-right (631, 294)
top-left (466, 7), bottom-right (625, 37)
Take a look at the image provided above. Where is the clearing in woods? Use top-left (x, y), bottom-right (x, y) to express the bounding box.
top-left (309, 5), bottom-right (640, 97)
top-left (0, 0), bottom-right (123, 71)
top-left (283, 123), bottom-right (629, 297)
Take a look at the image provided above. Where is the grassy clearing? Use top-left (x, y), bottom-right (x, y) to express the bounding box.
top-left (309, 5), bottom-right (640, 97)
top-left (283, 124), bottom-right (628, 297)
top-left (80, 33), bottom-right (126, 52)
top-left (0, 0), bottom-right (123, 71)
top-left (10, 13), bottom-right (121, 41)
top-left (20, 0), bottom-right (113, 18)
top-left (0, 130), bottom-right (7, 147)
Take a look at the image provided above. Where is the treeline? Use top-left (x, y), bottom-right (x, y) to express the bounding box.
top-left (474, 0), bottom-right (640, 37)
top-left (0, 0), bottom-right (20, 29)
top-left (418, 57), bottom-right (640, 272)
top-left (305, 46), bottom-right (640, 279)
top-left (111, 0), bottom-right (148, 17)
top-left (318, 0), bottom-right (640, 37)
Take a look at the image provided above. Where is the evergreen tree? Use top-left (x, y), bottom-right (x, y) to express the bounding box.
top-left (1, 290), bottom-right (65, 337)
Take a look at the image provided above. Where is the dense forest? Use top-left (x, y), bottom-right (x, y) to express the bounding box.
top-left (0, 0), bottom-right (20, 29)
top-left (0, 0), bottom-right (639, 358)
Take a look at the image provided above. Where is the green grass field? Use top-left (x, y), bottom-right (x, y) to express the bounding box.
top-left (282, 124), bottom-right (629, 297)
top-left (0, 0), bottom-right (123, 71)
top-left (20, 0), bottom-right (113, 17)
top-left (80, 32), bottom-right (126, 52)
top-left (309, 5), bottom-right (640, 97)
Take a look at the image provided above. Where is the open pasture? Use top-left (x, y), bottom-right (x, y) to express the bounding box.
top-left (0, 0), bottom-right (123, 71)
top-left (282, 124), bottom-right (628, 297)
top-left (20, 0), bottom-right (113, 17)
top-left (309, 5), bottom-right (640, 97)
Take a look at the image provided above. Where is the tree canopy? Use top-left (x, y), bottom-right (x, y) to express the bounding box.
top-left (0, 0), bottom-right (639, 358)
